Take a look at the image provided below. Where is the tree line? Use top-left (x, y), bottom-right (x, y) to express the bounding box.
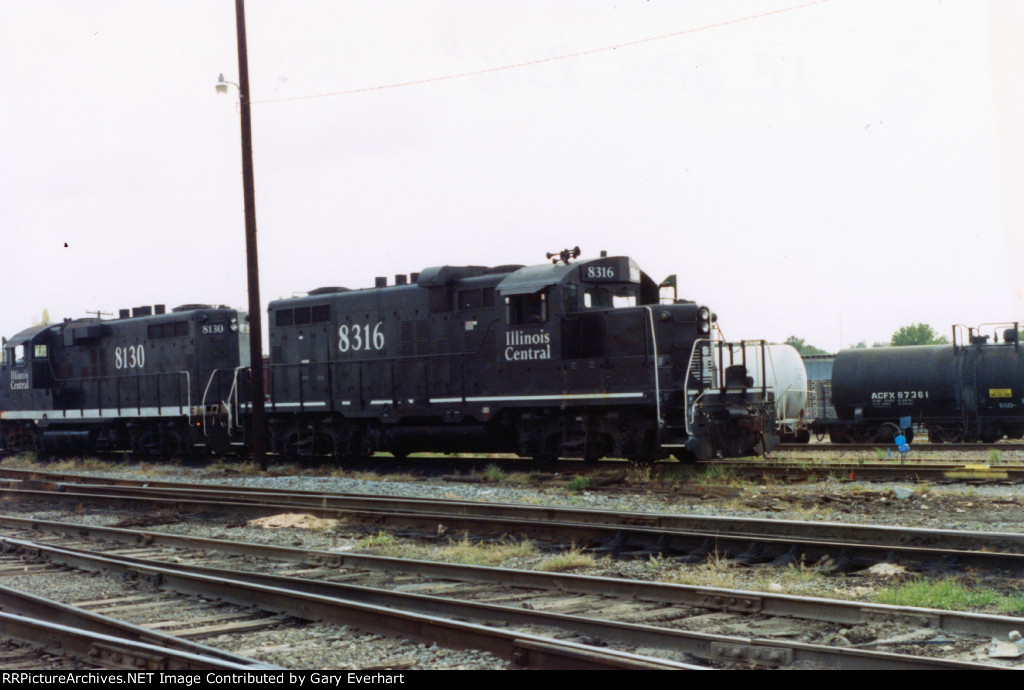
top-left (784, 323), bottom-right (949, 356)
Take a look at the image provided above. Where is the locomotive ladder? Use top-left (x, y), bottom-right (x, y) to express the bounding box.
top-left (200, 367), bottom-right (247, 439)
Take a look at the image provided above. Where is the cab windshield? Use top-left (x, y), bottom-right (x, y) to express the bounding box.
top-left (583, 286), bottom-right (637, 309)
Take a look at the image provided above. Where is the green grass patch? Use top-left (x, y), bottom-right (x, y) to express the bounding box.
top-left (355, 531), bottom-right (399, 549)
top-left (691, 463), bottom-right (749, 488)
top-left (482, 464), bottom-right (506, 483)
top-left (0, 453), bottom-right (40, 468)
top-left (205, 459), bottom-right (264, 475)
top-left (437, 537), bottom-right (536, 566)
top-left (564, 475), bottom-right (590, 493)
top-left (876, 578), bottom-right (1024, 614)
top-left (538, 546), bottom-right (596, 572)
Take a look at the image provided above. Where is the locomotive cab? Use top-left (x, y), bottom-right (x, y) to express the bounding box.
top-left (1, 323), bottom-right (58, 404)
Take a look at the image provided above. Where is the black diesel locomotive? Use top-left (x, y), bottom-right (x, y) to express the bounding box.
top-left (0, 254), bottom-right (779, 461)
top-left (0, 305), bottom-right (250, 455)
top-left (811, 323), bottom-right (1024, 443)
top-left (264, 253), bottom-right (778, 461)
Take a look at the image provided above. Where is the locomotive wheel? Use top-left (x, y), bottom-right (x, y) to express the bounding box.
top-left (532, 436), bottom-right (560, 463)
top-left (671, 450), bottom-right (698, 465)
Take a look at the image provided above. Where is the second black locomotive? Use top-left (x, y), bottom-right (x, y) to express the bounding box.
top-left (264, 253), bottom-right (779, 461)
top-left (0, 305), bottom-right (250, 455)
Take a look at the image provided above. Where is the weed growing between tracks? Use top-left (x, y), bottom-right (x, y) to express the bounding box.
top-left (352, 531), bottom-right (539, 567)
top-left (1, 453), bottom-right (117, 473)
top-left (877, 578), bottom-right (1024, 614)
top-left (564, 476), bottom-right (591, 494)
top-left (438, 537), bottom-right (537, 566)
top-left (0, 453), bottom-right (40, 468)
top-left (537, 546), bottom-right (596, 572)
top-left (483, 464), bottom-right (506, 483)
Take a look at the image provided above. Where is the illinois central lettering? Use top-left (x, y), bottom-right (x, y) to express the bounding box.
top-left (505, 330), bottom-right (551, 361)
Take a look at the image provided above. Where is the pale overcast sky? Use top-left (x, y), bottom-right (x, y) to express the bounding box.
top-left (2, 0), bottom-right (1021, 352)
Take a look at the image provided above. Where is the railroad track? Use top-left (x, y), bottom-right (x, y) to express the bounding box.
top-left (0, 575), bottom-right (275, 670)
top-left (1, 517), bottom-right (1019, 669)
top-left (3, 471), bottom-right (1024, 574)
top-left (776, 443), bottom-right (1024, 453)
top-left (699, 459), bottom-right (1024, 483)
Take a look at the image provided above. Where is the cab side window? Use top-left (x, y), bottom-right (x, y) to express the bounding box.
top-left (506, 292), bottom-right (547, 326)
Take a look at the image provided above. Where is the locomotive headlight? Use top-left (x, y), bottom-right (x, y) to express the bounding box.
top-left (230, 324), bottom-right (239, 332)
top-left (698, 306), bottom-right (711, 333)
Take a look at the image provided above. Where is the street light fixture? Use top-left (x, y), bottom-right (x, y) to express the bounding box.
top-left (215, 73), bottom-right (237, 96)
top-left (217, 0), bottom-right (266, 468)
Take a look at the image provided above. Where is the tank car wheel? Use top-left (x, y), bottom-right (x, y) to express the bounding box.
top-left (1003, 425), bottom-right (1024, 440)
top-left (980, 425), bottom-right (1002, 444)
top-left (828, 428), bottom-right (850, 444)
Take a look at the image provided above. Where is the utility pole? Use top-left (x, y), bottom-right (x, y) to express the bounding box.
top-left (232, 0), bottom-right (266, 468)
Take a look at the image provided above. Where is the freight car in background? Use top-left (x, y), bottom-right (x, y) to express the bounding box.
top-left (807, 323), bottom-right (1024, 443)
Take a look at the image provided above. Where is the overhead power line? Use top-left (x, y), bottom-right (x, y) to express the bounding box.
top-left (254, 0), bottom-right (832, 104)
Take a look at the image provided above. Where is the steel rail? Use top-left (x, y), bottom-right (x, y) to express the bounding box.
top-left (777, 443), bottom-right (1024, 452)
top-left (3, 514), bottom-right (1022, 640)
top-left (0, 583), bottom-right (273, 669)
top-left (5, 482), bottom-right (1024, 572)
top-left (11, 476), bottom-right (1024, 552)
top-left (1, 536), bottom-right (1007, 671)
top-left (0, 537), bottom-right (703, 671)
top-left (0, 609), bottom-right (272, 671)
top-left (696, 460), bottom-right (1024, 482)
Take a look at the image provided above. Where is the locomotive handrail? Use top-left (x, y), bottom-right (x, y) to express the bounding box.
top-left (45, 370), bottom-right (192, 419)
top-left (643, 306), bottom-right (663, 428)
top-left (200, 369), bottom-right (232, 438)
top-left (683, 339), bottom-right (714, 434)
top-left (225, 367), bottom-right (247, 431)
top-left (197, 367), bottom-right (248, 437)
top-left (683, 339), bottom-right (773, 432)
top-left (178, 371), bottom-right (191, 424)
